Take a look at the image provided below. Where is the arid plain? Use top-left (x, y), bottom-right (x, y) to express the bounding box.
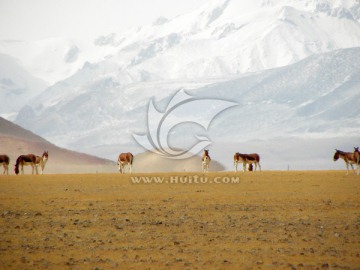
top-left (0, 171), bottom-right (359, 269)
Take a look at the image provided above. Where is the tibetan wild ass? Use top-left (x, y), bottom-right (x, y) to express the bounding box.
top-left (333, 149), bottom-right (359, 175)
top-left (202, 149), bottom-right (211, 173)
top-left (118, 152), bottom-right (134, 173)
top-left (35, 151), bottom-right (49, 174)
top-left (234, 152), bottom-right (261, 172)
top-left (14, 154), bottom-right (37, 175)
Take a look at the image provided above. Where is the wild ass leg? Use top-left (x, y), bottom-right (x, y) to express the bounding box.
top-left (350, 163), bottom-right (355, 174)
top-left (345, 162), bottom-right (350, 175)
top-left (120, 163), bottom-right (125, 174)
top-left (2, 164), bottom-right (6, 175)
top-left (118, 162), bottom-right (122, 173)
top-left (202, 161), bottom-right (208, 173)
top-left (243, 162), bottom-right (246, 172)
top-left (234, 161), bottom-right (238, 172)
top-left (345, 162), bottom-right (348, 175)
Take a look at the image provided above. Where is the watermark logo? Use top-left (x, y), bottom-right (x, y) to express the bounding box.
top-left (131, 175), bottom-right (240, 184)
top-left (133, 89), bottom-right (237, 159)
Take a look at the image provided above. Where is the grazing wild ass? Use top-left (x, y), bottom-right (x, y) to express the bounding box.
top-left (14, 154), bottom-right (37, 175)
top-left (234, 152), bottom-right (261, 172)
top-left (35, 151), bottom-right (49, 174)
top-left (0, 154), bottom-right (10, 175)
top-left (202, 149), bottom-right (211, 173)
top-left (333, 149), bottom-right (359, 175)
top-left (118, 152), bottom-right (134, 173)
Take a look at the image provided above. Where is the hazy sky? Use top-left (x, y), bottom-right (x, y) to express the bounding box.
top-left (0, 0), bottom-right (208, 40)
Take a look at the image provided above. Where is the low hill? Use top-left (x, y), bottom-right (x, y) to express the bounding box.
top-left (0, 117), bottom-right (116, 174)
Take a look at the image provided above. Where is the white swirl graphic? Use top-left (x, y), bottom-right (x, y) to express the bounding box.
top-left (133, 89), bottom-right (237, 159)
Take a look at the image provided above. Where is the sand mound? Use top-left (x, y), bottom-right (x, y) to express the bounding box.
top-left (131, 150), bottom-right (225, 173)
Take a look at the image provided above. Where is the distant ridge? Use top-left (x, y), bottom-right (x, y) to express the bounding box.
top-left (0, 115), bottom-right (47, 142)
top-left (0, 117), bottom-right (115, 174)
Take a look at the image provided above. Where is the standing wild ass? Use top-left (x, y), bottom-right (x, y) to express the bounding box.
top-left (202, 149), bottom-right (211, 173)
top-left (118, 152), bottom-right (134, 173)
top-left (333, 149), bottom-right (359, 175)
top-left (234, 152), bottom-right (261, 172)
top-left (35, 151), bottom-right (49, 174)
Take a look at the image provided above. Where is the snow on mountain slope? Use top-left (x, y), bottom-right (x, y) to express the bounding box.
top-left (15, 48), bottom-right (360, 168)
top-left (0, 53), bottom-right (47, 120)
top-left (1, 0), bottom-right (360, 85)
top-left (131, 0), bottom-right (360, 79)
top-left (198, 47), bottom-right (360, 140)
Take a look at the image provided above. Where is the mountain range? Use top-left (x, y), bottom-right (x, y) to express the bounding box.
top-left (1, 0), bottom-right (360, 170)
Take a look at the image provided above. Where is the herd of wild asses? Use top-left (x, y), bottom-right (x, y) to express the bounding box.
top-left (1, 147), bottom-right (360, 175)
top-left (117, 148), bottom-right (360, 175)
top-left (0, 151), bottom-right (48, 175)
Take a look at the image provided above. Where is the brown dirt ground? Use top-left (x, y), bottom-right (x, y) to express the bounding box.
top-left (0, 171), bottom-right (359, 269)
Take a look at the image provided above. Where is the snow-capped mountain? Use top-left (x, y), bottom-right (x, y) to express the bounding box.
top-left (0, 53), bottom-right (47, 120)
top-left (1, 0), bottom-right (360, 85)
top-left (2, 0), bottom-right (360, 169)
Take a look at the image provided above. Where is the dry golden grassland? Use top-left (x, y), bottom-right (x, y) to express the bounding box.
top-left (0, 171), bottom-right (359, 269)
